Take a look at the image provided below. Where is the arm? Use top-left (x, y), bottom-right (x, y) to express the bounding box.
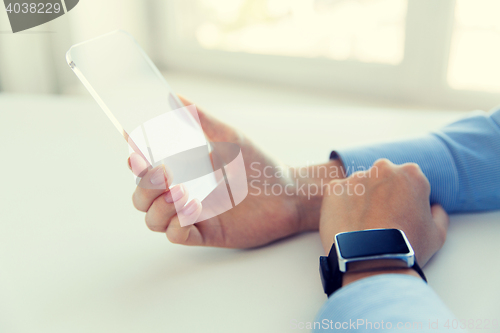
top-left (333, 109), bottom-right (500, 213)
top-left (315, 159), bottom-right (463, 332)
top-left (128, 96), bottom-right (342, 248)
top-left (128, 100), bottom-right (499, 248)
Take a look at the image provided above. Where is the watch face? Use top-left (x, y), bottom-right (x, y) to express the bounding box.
top-left (336, 229), bottom-right (410, 259)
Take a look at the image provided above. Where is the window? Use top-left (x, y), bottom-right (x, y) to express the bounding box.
top-left (181, 0), bottom-right (407, 65)
top-left (161, 1), bottom-right (500, 110)
top-left (448, 0), bottom-right (500, 93)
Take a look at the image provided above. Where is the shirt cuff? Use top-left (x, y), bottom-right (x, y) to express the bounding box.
top-left (314, 274), bottom-right (463, 332)
top-left (332, 134), bottom-right (459, 212)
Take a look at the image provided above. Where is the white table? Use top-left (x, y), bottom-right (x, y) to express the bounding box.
top-left (1, 73), bottom-right (499, 333)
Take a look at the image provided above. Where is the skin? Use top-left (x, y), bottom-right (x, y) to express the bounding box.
top-left (128, 97), bottom-right (449, 288)
top-left (319, 159), bottom-right (450, 286)
top-left (128, 96), bottom-right (344, 248)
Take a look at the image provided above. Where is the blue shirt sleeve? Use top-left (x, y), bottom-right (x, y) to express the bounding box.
top-left (313, 275), bottom-right (465, 332)
top-left (333, 109), bottom-right (500, 213)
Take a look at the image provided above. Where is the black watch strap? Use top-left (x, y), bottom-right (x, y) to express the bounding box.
top-left (319, 244), bottom-right (342, 297)
top-left (411, 259), bottom-right (427, 283)
top-left (320, 244), bottom-right (427, 297)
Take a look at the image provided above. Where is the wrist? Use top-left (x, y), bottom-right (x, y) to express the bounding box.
top-left (343, 267), bottom-right (421, 287)
top-left (293, 159), bottom-right (345, 232)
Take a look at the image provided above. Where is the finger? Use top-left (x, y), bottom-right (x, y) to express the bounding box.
top-left (166, 221), bottom-right (204, 246)
top-left (166, 199), bottom-right (204, 244)
top-left (373, 158), bottom-right (396, 169)
top-left (177, 199), bottom-right (203, 227)
top-left (132, 164), bottom-right (173, 212)
top-left (401, 162), bottom-right (431, 195)
top-left (144, 184), bottom-right (189, 232)
top-left (369, 158), bottom-right (398, 179)
top-left (431, 204), bottom-right (450, 249)
top-left (129, 152), bottom-right (148, 177)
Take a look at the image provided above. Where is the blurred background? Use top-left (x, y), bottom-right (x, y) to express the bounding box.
top-left (1, 0), bottom-right (500, 111)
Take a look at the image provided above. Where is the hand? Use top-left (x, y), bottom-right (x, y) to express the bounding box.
top-left (128, 96), bottom-right (344, 248)
top-left (319, 159), bottom-right (449, 283)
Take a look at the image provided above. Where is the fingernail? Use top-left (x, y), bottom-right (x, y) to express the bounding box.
top-left (150, 167), bottom-right (166, 185)
top-left (127, 157), bottom-right (132, 170)
top-left (181, 199), bottom-right (200, 216)
top-left (130, 153), bottom-right (147, 176)
top-left (165, 184), bottom-right (185, 203)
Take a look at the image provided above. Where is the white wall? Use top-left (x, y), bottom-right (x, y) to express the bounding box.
top-left (0, 0), bottom-right (157, 94)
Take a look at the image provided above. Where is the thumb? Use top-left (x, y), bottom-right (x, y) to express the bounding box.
top-left (177, 94), bottom-right (239, 142)
top-left (431, 204), bottom-right (450, 250)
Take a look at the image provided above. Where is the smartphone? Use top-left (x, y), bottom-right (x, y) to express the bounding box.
top-left (66, 30), bottom-right (219, 206)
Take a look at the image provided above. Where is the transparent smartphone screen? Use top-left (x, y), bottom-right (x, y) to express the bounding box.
top-left (66, 30), bottom-right (218, 206)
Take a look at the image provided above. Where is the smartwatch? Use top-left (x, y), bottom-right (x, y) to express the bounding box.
top-left (319, 228), bottom-right (427, 297)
